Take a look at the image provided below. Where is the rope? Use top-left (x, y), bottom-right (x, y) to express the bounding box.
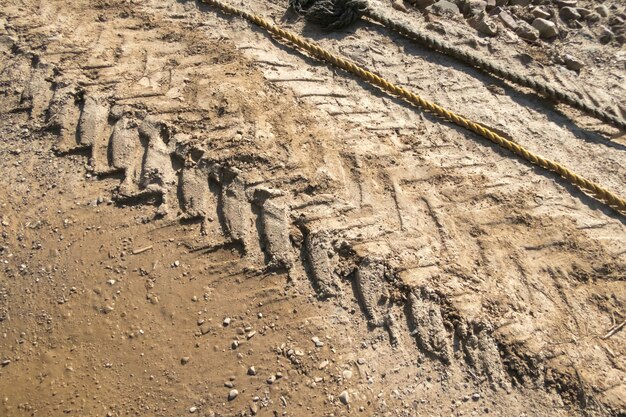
top-left (200, 0), bottom-right (626, 214)
top-left (289, 0), bottom-right (626, 131)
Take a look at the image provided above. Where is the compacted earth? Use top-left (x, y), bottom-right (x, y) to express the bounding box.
top-left (0, 0), bottom-right (625, 416)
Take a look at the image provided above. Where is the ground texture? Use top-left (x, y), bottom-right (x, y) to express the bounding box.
top-left (0, 0), bottom-right (625, 416)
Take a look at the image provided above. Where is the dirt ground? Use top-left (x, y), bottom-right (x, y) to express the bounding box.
top-left (0, 0), bottom-right (625, 416)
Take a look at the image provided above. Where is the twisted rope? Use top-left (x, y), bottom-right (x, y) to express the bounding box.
top-left (200, 0), bottom-right (626, 214)
top-left (289, 0), bottom-right (626, 131)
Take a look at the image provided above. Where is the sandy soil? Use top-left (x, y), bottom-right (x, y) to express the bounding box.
top-left (0, 0), bottom-right (625, 416)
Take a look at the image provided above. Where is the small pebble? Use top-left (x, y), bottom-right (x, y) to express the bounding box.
top-left (311, 336), bottom-right (325, 347)
top-left (532, 18), bottom-right (558, 38)
top-left (563, 54), bottom-right (584, 71)
top-left (339, 390), bottom-right (350, 405)
top-left (595, 5), bottom-right (609, 18)
top-left (228, 389), bottom-right (239, 401)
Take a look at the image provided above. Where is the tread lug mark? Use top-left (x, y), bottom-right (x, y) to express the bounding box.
top-left (354, 256), bottom-right (389, 327)
top-left (135, 117), bottom-right (177, 215)
top-left (78, 95), bottom-right (109, 146)
top-left (220, 168), bottom-right (247, 242)
top-left (21, 61), bottom-right (53, 120)
top-left (257, 196), bottom-right (294, 269)
top-left (47, 84), bottom-right (80, 152)
top-left (181, 166), bottom-right (211, 221)
top-left (219, 168), bottom-right (261, 260)
top-left (78, 94), bottom-right (111, 173)
top-left (109, 117), bottom-right (140, 193)
top-left (407, 288), bottom-right (451, 364)
top-left (304, 230), bottom-right (340, 298)
top-left (457, 321), bottom-right (510, 390)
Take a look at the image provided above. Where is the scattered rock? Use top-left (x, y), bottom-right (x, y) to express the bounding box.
top-left (555, 0), bottom-right (576, 7)
top-left (576, 8), bottom-right (591, 18)
top-left (586, 12), bottom-right (601, 23)
top-left (563, 54), bottom-right (584, 71)
top-left (469, 12), bottom-right (499, 36)
top-left (498, 10), bottom-right (519, 31)
top-left (427, 0), bottom-right (460, 16)
top-left (599, 25), bottom-right (614, 43)
top-left (342, 370), bottom-right (353, 380)
top-left (463, 0), bottom-right (487, 17)
top-left (532, 18), bottom-right (558, 38)
top-left (339, 390), bottom-right (350, 405)
top-left (200, 323), bottom-right (211, 335)
top-left (516, 21), bottom-right (540, 41)
top-left (223, 317), bottom-right (231, 326)
top-left (228, 389), bottom-right (239, 401)
top-left (248, 366), bottom-right (256, 376)
top-left (560, 7), bottom-right (581, 21)
top-left (311, 336), bottom-right (325, 347)
top-left (595, 5), bottom-right (609, 18)
top-left (318, 360), bottom-right (329, 369)
top-left (531, 7), bottom-right (550, 20)
top-left (189, 406), bottom-right (197, 413)
top-left (413, 0), bottom-right (436, 8)
top-left (181, 356), bottom-right (190, 365)
top-left (392, 0), bottom-right (409, 13)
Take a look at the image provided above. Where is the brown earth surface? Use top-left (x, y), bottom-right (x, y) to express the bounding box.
top-left (0, 0), bottom-right (625, 416)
